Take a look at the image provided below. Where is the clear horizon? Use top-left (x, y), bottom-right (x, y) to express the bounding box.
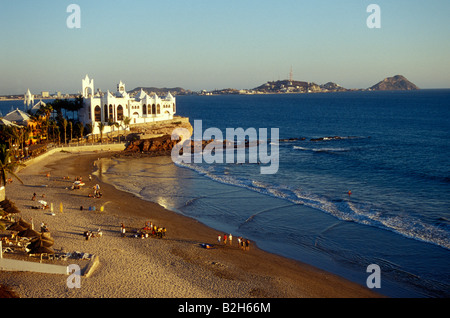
top-left (1, 0), bottom-right (449, 95)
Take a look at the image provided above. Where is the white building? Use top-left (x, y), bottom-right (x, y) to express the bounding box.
top-left (30, 100), bottom-right (47, 115)
top-left (78, 75), bottom-right (176, 135)
top-left (24, 89), bottom-right (34, 110)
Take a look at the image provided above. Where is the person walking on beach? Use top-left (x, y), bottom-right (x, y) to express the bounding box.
top-left (120, 223), bottom-right (126, 237)
top-left (229, 233), bottom-right (233, 246)
top-left (223, 234), bottom-right (227, 245)
top-left (217, 235), bottom-right (221, 244)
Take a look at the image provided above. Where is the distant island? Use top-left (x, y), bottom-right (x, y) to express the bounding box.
top-left (368, 75), bottom-right (419, 91)
top-left (0, 75), bottom-right (419, 100)
top-left (197, 74), bottom-right (419, 95)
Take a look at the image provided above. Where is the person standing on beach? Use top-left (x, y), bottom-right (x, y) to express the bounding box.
top-left (229, 233), bottom-right (233, 246)
top-left (223, 234), bottom-right (227, 245)
top-left (217, 235), bottom-right (221, 244)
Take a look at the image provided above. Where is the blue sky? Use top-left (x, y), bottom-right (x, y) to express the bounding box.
top-left (1, 0), bottom-right (449, 94)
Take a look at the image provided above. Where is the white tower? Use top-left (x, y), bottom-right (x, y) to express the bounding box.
top-left (117, 80), bottom-right (126, 94)
top-left (24, 89), bottom-right (34, 109)
top-left (82, 75), bottom-right (94, 98)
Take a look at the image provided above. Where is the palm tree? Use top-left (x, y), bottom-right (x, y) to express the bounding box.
top-left (85, 123), bottom-right (93, 141)
top-left (122, 116), bottom-right (131, 137)
top-left (37, 103), bottom-right (53, 141)
top-left (0, 144), bottom-right (23, 201)
top-left (1, 125), bottom-right (17, 150)
top-left (97, 122), bottom-right (105, 143)
top-left (69, 121), bottom-right (73, 143)
top-left (107, 118), bottom-right (116, 140)
top-left (60, 118), bottom-right (68, 145)
top-left (77, 122), bottom-right (85, 142)
top-left (49, 120), bottom-right (58, 143)
top-left (114, 122), bottom-right (120, 141)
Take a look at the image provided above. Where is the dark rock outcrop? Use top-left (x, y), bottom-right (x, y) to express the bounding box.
top-left (125, 135), bottom-right (179, 153)
top-left (369, 75), bottom-right (419, 91)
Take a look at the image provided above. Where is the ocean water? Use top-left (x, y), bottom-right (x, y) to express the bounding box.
top-left (93, 90), bottom-right (450, 297)
top-left (3, 91), bottom-right (448, 297)
top-left (94, 90), bottom-right (449, 297)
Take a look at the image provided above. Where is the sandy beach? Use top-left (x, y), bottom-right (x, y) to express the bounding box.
top-left (0, 149), bottom-right (380, 298)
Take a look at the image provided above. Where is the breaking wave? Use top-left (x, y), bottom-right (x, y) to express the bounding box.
top-left (174, 161), bottom-right (450, 250)
top-left (293, 146), bottom-right (351, 153)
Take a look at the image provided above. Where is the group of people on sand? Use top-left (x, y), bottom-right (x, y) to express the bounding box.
top-left (120, 221), bottom-right (167, 239)
top-left (88, 184), bottom-right (102, 198)
top-left (84, 228), bottom-right (103, 240)
top-left (217, 233), bottom-right (250, 251)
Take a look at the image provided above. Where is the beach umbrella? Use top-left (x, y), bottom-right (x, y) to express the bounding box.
top-left (18, 228), bottom-right (40, 238)
top-left (0, 199), bottom-right (18, 212)
top-left (41, 232), bottom-right (53, 240)
top-left (1, 202), bottom-right (20, 214)
top-left (18, 218), bottom-right (32, 229)
top-left (39, 234), bottom-right (54, 247)
top-left (29, 245), bottom-right (54, 255)
top-left (28, 237), bottom-right (54, 249)
top-left (7, 223), bottom-right (27, 232)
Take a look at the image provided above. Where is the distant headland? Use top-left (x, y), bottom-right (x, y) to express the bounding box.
top-left (0, 75), bottom-right (419, 100)
top-left (200, 74), bottom-right (420, 95)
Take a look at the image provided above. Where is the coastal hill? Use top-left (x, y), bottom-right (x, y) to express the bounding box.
top-left (252, 80), bottom-right (325, 93)
top-left (207, 75), bottom-right (419, 95)
top-left (121, 75), bottom-right (418, 97)
top-left (369, 75), bottom-right (419, 91)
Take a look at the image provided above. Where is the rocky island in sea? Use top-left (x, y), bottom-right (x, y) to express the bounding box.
top-left (368, 75), bottom-right (419, 91)
top-left (199, 75), bottom-right (419, 95)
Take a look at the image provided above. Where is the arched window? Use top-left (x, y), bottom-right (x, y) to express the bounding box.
top-left (133, 112), bottom-right (139, 124)
top-left (85, 87), bottom-right (92, 97)
top-left (109, 105), bottom-right (113, 120)
top-left (94, 106), bottom-right (101, 122)
top-left (157, 104), bottom-right (160, 114)
top-left (117, 105), bottom-right (123, 121)
top-left (104, 105), bottom-right (108, 122)
top-left (173, 103), bottom-right (176, 113)
top-left (143, 104), bottom-right (147, 115)
top-left (152, 104), bottom-right (156, 115)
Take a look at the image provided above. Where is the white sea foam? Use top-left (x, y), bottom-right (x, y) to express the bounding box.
top-left (174, 161), bottom-right (450, 250)
top-left (293, 146), bottom-right (351, 153)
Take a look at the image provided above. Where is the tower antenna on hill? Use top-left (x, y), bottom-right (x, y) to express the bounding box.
top-left (289, 66), bottom-right (293, 82)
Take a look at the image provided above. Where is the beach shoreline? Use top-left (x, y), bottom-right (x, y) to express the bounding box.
top-left (0, 149), bottom-right (381, 298)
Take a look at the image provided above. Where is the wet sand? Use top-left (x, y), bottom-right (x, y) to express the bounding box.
top-left (0, 149), bottom-right (380, 298)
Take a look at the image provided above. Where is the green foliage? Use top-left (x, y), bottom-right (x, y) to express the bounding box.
top-left (0, 144), bottom-right (23, 186)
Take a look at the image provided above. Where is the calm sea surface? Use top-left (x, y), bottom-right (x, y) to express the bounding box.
top-left (2, 90), bottom-right (449, 297)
